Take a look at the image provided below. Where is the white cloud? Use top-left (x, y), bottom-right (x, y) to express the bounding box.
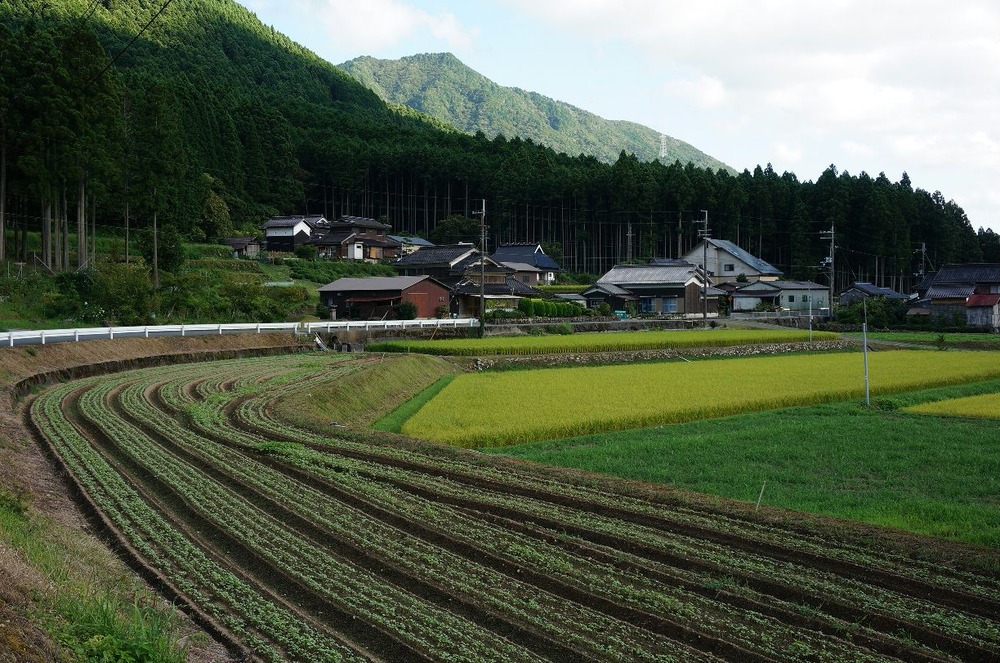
top-left (266, 0), bottom-right (475, 55)
top-left (664, 75), bottom-right (728, 110)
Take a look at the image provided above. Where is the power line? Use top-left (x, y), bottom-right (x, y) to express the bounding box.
top-left (84, 0), bottom-right (175, 90)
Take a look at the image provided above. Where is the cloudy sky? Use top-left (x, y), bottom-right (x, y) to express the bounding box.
top-left (243, 0), bottom-right (1000, 233)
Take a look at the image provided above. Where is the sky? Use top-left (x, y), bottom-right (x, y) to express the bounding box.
top-left (242, 0), bottom-right (1000, 234)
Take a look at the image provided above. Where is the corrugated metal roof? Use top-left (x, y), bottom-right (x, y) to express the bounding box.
top-left (318, 276), bottom-right (431, 292)
top-left (260, 215), bottom-right (327, 229)
top-left (967, 294), bottom-right (1000, 307)
top-left (389, 235), bottom-right (435, 247)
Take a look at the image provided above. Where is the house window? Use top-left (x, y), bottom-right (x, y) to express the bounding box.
top-left (788, 295), bottom-right (795, 303)
top-left (723, 263), bottom-right (735, 272)
top-left (639, 297), bottom-right (655, 314)
top-left (663, 297), bottom-right (678, 313)
top-left (802, 294), bottom-right (809, 303)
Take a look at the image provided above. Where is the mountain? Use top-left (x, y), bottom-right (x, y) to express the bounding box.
top-left (339, 52), bottom-right (731, 171)
top-left (3, 0), bottom-right (989, 285)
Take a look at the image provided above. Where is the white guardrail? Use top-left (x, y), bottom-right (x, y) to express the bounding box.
top-left (1, 318), bottom-right (480, 347)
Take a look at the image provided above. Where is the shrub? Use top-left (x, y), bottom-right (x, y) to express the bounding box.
top-left (396, 300), bottom-right (418, 320)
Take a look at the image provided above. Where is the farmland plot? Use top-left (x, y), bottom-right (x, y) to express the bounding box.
top-left (29, 352), bottom-right (1000, 661)
top-left (402, 350), bottom-right (1000, 446)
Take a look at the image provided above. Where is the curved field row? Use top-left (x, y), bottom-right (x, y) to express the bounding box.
top-left (28, 352), bottom-right (1000, 662)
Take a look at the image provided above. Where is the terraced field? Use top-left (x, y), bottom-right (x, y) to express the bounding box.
top-left (28, 352), bottom-right (1000, 662)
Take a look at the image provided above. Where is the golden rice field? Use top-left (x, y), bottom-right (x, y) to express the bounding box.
top-left (366, 328), bottom-right (840, 356)
top-left (402, 350), bottom-right (1000, 447)
top-left (904, 392), bottom-right (1000, 419)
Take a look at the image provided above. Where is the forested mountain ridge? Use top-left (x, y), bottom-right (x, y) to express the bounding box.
top-left (2, 0), bottom-right (997, 305)
top-left (340, 52), bottom-right (731, 172)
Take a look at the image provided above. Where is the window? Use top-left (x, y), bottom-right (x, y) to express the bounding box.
top-left (639, 297), bottom-right (655, 314)
top-left (723, 263), bottom-right (735, 272)
top-left (663, 297), bottom-right (678, 313)
top-left (787, 295), bottom-right (795, 303)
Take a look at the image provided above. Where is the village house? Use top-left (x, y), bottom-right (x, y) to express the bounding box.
top-left (583, 263), bottom-right (717, 316)
top-left (259, 215), bottom-right (330, 253)
top-left (317, 275), bottom-right (451, 320)
top-left (923, 263), bottom-right (1000, 327)
top-left (491, 243), bottom-right (561, 285)
top-left (309, 215), bottom-right (400, 261)
top-left (393, 244), bottom-right (540, 317)
top-left (682, 238), bottom-right (782, 283)
top-left (838, 282), bottom-right (909, 307)
top-left (732, 280), bottom-right (829, 313)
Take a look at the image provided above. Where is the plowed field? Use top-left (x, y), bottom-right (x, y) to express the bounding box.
top-left (27, 353), bottom-right (1000, 662)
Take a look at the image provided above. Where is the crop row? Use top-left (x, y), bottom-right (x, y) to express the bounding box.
top-left (206, 354), bottom-right (1000, 610)
top-left (119, 378), bottom-right (724, 661)
top-left (75, 377), bottom-right (544, 663)
top-left (178, 357), bottom-right (1000, 658)
top-left (29, 352), bottom-right (1000, 661)
top-left (29, 378), bottom-right (362, 662)
top-left (366, 328), bottom-right (840, 356)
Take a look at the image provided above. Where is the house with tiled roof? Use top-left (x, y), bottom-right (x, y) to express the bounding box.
top-left (838, 282), bottom-right (909, 307)
top-left (259, 215), bottom-right (329, 253)
top-left (308, 215), bottom-right (399, 261)
top-left (733, 280), bottom-right (829, 313)
top-left (924, 263), bottom-right (1000, 325)
top-left (682, 239), bottom-right (782, 283)
top-left (583, 263), bottom-right (716, 316)
top-left (491, 243), bottom-right (561, 285)
top-left (393, 244), bottom-right (541, 317)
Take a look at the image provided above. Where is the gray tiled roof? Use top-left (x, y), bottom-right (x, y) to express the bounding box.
top-left (395, 244), bottom-right (478, 266)
top-left (597, 264), bottom-right (702, 286)
top-left (389, 235), bottom-right (435, 247)
top-left (491, 243), bottom-right (561, 271)
top-left (927, 284), bottom-right (976, 299)
top-left (842, 282), bottom-right (908, 299)
top-left (332, 215), bottom-right (391, 231)
top-left (932, 263), bottom-right (1000, 285)
top-left (260, 215), bottom-right (327, 229)
top-left (710, 239), bottom-right (782, 276)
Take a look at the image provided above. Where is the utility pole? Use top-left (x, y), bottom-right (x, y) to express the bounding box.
top-left (697, 210), bottom-right (710, 325)
top-left (820, 225), bottom-right (835, 318)
top-left (472, 199), bottom-right (486, 338)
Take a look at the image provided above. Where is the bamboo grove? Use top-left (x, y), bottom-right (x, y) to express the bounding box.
top-left (3, 0), bottom-right (998, 291)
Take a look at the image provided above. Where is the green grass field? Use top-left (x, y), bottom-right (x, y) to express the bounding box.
top-left (492, 379), bottom-right (1000, 547)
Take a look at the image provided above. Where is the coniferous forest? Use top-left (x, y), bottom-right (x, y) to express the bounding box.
top-left (2, 0), bottom-right (998, 297)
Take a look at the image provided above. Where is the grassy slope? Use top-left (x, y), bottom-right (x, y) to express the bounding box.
top-left (493, 379), bottom-right (1000, 547)
top-left (272, 352), bottom-right (456, 430)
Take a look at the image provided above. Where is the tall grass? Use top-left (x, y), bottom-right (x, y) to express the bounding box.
top-left (0, 489), bottom-right (188, 660)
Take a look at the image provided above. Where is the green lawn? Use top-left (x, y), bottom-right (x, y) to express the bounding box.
top-left (846, 330), bottom-right (1000, 347)
top-left (492, 379), bottom-right (1000, 547)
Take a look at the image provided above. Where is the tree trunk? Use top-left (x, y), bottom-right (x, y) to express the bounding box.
top-left (0, 134), bottom-right (6, 264)
top-left (77, 177), bottom-right (87, 269)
